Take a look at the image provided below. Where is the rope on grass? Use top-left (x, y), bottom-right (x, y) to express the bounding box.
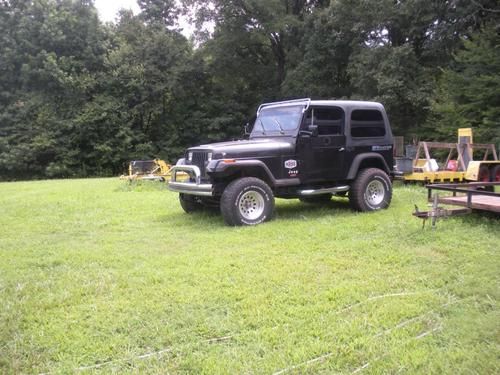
top-left (336, 290), bottom-right (436, 314)
top-left (415, 327), bottom-right (441, 340)
top-left (39, 335), bottom-right (232, 374)
top-left (274, 297), bottom-right (462, 375)
top-left (350, 326), bottom-right (443, 374)
top-left (272, 352), bottom-right (334, 375)
top-left (348, 299), bottom-right (464, 373)
top-left (41, 295), bottom-right (468, 375)
top-left (351, 355), bottom-right (386, 374)
top-left (373, 297), bottom-right (462, 339)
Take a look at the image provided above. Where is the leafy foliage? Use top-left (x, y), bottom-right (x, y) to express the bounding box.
top-left (0, 0), bottom-right (498, 180)
top-left (428, 24), bottom-right (500, 147)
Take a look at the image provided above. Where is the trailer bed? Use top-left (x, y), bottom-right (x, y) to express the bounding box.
top-left (437, 194), bottom-right (500, 213)
top-left (427, 182), bottom-right (500, 214)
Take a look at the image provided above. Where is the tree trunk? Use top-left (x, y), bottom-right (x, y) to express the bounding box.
top-left (269, 32), bottom-right (286, 87)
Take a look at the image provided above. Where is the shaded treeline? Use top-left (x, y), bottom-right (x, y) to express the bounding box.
top-left (0, 0), bottom-right (498, 179)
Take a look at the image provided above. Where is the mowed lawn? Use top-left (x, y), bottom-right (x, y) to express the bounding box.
top-left (0, 178), bottom-right (498, 374)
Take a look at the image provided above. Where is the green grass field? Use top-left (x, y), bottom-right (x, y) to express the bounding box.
top-left (0, 178), bottom-right (498, 374)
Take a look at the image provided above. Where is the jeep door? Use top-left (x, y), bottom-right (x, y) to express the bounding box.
top-left (297, 106), bottom-right (346, 182)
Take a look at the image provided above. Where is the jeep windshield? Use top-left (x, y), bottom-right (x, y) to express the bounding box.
top-left (251, 105), bottom-right (304, 137)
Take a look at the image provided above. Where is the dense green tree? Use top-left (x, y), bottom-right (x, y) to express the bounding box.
top-left (0, 0), bottom-right (110, 178)
top-left (138, 0), bottom-right (178, 26)
top-left (0, 1), bottom-right (202, 178)
top-left (283, 0), bottom-right (499, 137)
top-left (0, 0), bottom-right (498, 180)
top-left (184, 0), bottom-right (330, 90)
top-left (427, 24), bottom-right (500, 147)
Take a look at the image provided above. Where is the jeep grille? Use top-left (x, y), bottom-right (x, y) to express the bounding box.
top-left (191, 151), bottom-right (208, 177)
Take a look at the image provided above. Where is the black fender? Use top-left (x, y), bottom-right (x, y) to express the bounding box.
top-left (207, 159), bottom-right (300, 187)
top-left (346, 153), bottom-right (391, 180)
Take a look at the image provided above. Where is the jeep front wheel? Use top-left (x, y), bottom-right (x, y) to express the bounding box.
top-left (220, 177), bottom-right (275, 226)
top-left (349, 168), bottom-right (392, 211)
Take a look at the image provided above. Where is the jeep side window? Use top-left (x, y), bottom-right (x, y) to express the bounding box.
top-left (350, 109), bottom-right (385, 137)
top-left (304, 107), bottom-right (344, 135)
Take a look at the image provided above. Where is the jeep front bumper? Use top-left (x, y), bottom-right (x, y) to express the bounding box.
top-left (168, 165), bottom-right (213, 196)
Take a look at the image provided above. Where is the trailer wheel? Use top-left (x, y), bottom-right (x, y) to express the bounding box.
top-left (179, 193), bottom-right (203, 213)
top-left (491, 165), bottom-right (500, 182)
top-left (478, 165), bottom-right (490, 182)
top-left (220, 177), bottom-right (274, 226)
top-left (349, 168), bottom-right (392, 212)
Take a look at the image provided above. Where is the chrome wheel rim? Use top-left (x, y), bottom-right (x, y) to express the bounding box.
top-left (365, 180), bottom-right (385, 206)
top-left (238, 191), bottom-right (265, 220)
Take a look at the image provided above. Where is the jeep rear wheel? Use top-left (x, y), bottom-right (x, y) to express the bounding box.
top-left (349, 168), bottom-right (392, 211)
top-left (220, 177), bottom-right (275, 226)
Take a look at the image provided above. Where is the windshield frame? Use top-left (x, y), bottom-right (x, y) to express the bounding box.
top-left (250, 104), bottom-right (306, 138)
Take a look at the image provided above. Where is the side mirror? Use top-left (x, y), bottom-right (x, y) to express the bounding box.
top-left (308, 124), bottom-right (318, 137)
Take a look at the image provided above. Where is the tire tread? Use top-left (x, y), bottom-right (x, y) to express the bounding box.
top-left (349, 168), bottom-right (392, 211)
top-left (220, 177), bottom-right (274, 226)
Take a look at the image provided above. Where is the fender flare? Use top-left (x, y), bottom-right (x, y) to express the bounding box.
top-left (208, 159), bottom-right (300, 187)
top-left (346, 153), bottom-right (391, 180)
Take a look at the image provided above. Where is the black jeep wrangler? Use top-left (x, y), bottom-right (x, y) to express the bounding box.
top-left (168, 99), bottom-right (394, 226)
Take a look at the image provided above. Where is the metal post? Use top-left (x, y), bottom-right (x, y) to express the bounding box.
top-left (431, 194), bottom-right (439, 229)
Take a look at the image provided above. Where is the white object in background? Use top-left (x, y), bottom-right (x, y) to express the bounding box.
top-left (424, 159), bottom-right (439, 172)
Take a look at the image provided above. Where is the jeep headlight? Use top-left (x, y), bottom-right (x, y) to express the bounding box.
top-left (207, 152), bottom-right (212, 161)
top-left (188, 151), bottom-right (193, 161)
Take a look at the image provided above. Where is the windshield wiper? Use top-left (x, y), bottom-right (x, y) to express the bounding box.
top-left (273, 117), bottom-right (285, 134)
top-left (258, 118), bottom-right (266, 135)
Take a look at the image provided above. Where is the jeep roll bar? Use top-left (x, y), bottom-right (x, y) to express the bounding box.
top-left (257, 98), bottom-right (311, 115)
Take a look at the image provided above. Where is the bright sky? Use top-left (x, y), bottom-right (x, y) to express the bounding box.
top-left (94, 0), bottom-right (140, 23)
top-left (93, 0), bottom-right (196, 37)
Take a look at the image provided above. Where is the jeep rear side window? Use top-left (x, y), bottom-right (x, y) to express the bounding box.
top-left (304, 107), bottom-right (344, 135)
top-left (350, 109), bottom-right (385, 138)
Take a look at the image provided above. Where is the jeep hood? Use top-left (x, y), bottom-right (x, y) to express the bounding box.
top-left (188, 137), bottom-right (295, 159)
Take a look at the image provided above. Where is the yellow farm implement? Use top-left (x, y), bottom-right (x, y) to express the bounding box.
top-left (396, 128), bottom-right (500, 184)
top-left (120, 159), bottom-right (175, 182)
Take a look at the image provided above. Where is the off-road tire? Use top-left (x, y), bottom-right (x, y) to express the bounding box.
top-left (299, 194), bottom-right (332, 204)
top-left (220, 177), bottom-right (275, 226)
top-left (179, 193), bottom-right (203, 213)
top-left (349, 168), bottom-right (392, 212)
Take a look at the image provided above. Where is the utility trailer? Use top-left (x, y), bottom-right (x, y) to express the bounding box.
top-left (395, 128), bottom-right (500, 184)
top-left (413, 182), bottom-right (500, 228)
top-left (426, 182), bottom-right (500, 213)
